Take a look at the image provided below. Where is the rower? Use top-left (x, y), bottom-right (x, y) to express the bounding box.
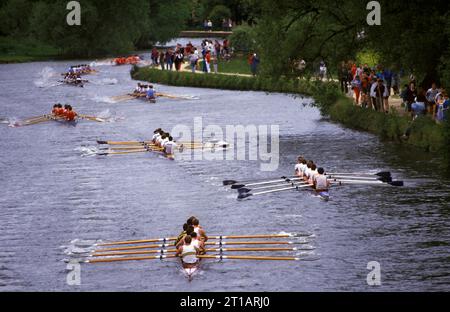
top-left (174, 223), bottom-right (189, 246)
top-left (308, 163), bottom-right (318, 185)
top-left (152, 128), bottom-right (162, 144)
top-left (64, 105), bottom-right (77, 121)
top-left (294, 156), bottom-right (306, 177)
top-left (163, 136), bottom-right (177, 156)
top-left (75, 74), bottom-right (82, 84)
top-left (313, 167), bottom-right (330, 192)
top-left (176, 235), bottom-right (200, 269)
top-left (176, 225), bottom-right (194, 248)
top-left (191, 217), bottom-right (208, 242)
top-left (190, 232), bottom-right (205, 254)
top-left (52, 104), bottom-right (59, 115)
top-left (134, 83), bottom-right (142, 94)
top-left (303, 160), bottom-right (313, 182)
top-left (159, 133), bottom-right (169, 148)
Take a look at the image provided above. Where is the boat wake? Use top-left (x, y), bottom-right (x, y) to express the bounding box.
top-left (76, 146), bottom-right (100, 157)
top-left (60, 238), bottom-right (101, 256)
top-left (34, 66), bottom-right (59, 88)
top-left (91, 78), bottom-right (118, 86)
top-left (92, 95), bottom-right (117, 104)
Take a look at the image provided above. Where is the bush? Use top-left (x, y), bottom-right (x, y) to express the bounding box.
top-left (228, 25), bottom-right (256, 52)
top-left (208, 5), bottom-right (231, 28)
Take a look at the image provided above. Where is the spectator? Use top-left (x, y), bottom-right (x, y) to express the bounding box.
top-left (151, 48), bottom-right (159, 66)
top-left (436, 91), bottom-right (449, 122)
top-left (405, 82), bottom-right (417, 112)
top-left (351, 75), bottom-right (362, 105)
top-left (411, 87), bottom-right (427, 118)
top-left (319, 61), bottom-right (327, 81)
top-left (207, 20), bottom-right (213, 31)
top-left (203, 20), bottom-right (208, 31)
top-left (212, 55), bottom-right (218, 74)
top-left (189, 50), bottom-right (198, 73)
top-left (228, 19), bottom-right (233, 31)
top-left (222, 19), bottom-right (228, 31)
top-left (174, 51), bottom-right (184, 71)
top-left (426, 82), bottom-right (439, 118)
top-left (166, 49), bottom-right (174, 70)
top-left (159, 50), bottom-right (165, 70)
top-left (360, 75), bottom-right (371, 108)
top-left (370, 78), bottom-right (389, 112)
top-left (249, 53), bottom-right (260, 76)
top-left (338, 61), bottom-right (349, 93)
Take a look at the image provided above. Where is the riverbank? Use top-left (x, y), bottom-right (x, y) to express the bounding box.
top-left (131, 66), bottom-right (449, 159)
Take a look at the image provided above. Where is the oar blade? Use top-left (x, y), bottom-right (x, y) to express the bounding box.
top-left (237, 193), bottom-right (253, 200)
top-left (376, 171), bottom-right (391, 178)
top-left (237, 188), bottom-right (251, 194)
top-left (223, 180), bottom-right (237, 186)
top-left (389, 181), bottom-right (404, 187)
top-left (97, 140), bottom-right (108, 145)
top-left (231, 184), bottom-right (245, 189)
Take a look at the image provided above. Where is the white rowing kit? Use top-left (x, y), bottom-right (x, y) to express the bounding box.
top-left (164, 141), bottom-right (177, 154)
top-left (315, 174), bottom-right (328, 190)
top-left (181, 244), bottom-right (197, 264)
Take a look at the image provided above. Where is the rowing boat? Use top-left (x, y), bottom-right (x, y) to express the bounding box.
top-left (128, 93), bottom-right (156, 103)
top-left (82, 233), bottom-right (310, 280)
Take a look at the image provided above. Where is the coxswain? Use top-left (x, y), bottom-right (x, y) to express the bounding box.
top-left (191, 217), bottom-right (208, 242)
top-left (146, 85), bottom-right (156, 102)
top-left (313, 167), bottom-right (330, 192)
top-left (64, 105), bottom-right (77, 121)
top-left (176, 235), bottom-right (200, 269)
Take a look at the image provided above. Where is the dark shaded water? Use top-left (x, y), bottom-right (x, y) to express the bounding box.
top-left (0, 59), bottom-right (449, 291)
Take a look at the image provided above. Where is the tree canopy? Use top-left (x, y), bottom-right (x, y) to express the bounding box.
top-left (0, 0), bottom-right (191, 57)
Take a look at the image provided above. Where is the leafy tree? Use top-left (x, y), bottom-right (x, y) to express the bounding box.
top-left (208, 4), bottom-right (231, 27)
top-left (228, 25), bottom-right (256, 52)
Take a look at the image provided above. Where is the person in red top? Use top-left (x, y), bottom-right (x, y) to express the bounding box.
top-left (64, 105), bottom-right (77, 121)
top-left (51, 104), bottom-right (59, 115)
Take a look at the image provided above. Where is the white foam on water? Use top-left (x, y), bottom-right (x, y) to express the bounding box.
top-left (92, 95), bottom-right (116, 104)
top-left (34, 66), bottom-right (58, 88)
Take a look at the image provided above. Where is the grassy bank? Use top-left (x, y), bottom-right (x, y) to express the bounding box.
top-left (0, 37), bottom-right (61, 63)
top-left (132, 66), bottom-right (448, 156)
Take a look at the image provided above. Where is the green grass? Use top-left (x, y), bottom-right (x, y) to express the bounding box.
top-left (0, 37), bottom-right (60, 63)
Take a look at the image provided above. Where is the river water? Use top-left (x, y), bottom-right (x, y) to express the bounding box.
top-left (0, 57), bottom-right (449, 292)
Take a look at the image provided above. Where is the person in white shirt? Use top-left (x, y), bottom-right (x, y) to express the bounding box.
top-left (314, 167), bottom-right (331, 191)
top-left (176, 235), bottom-right (200, 268)
top-left (163, 136), bottom-right (177, 155)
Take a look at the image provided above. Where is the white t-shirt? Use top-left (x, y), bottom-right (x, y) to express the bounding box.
top-left (181, 244), bottom-right (197, 264)
top-left (315, 174), bottom-right (328, 190)
top-left (164, 141), bottom-right (177, 154)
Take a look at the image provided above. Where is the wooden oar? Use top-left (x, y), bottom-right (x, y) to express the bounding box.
top-left (97, 140), bottom-right (153, 145)
top-left (223, 176), bottom-right (298, 186)
top-left (19, 117), bottom-right (52, 126)
top-left (331, 179), bottom-right (404, 187)
top-left (95, 241), bottom-right (304, 252)
top-left (91, 247), bottom-right (308, 257)
top-left (21, 115), bottom-right (51, 123)
top-left (85, 254), bottom-right (178, 263)
top-left (85, 254), bottom-right (302, 263)
top-left (78, 114), bottom-right (106, 122)
top-left (98, 234), bottom-right (292, 247)
top-left (231, 177), bottom-right (303, 189)
top-left (198, 255), bottom-right (301, 261)
top-left (238, 184), bottom-right (312, 200)
top-left (238, 180), bottom-right (309, 194)
top-left (326, 171), bottom-right (391, 178)
top-left (97, 149), bottom-right (162, 156)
